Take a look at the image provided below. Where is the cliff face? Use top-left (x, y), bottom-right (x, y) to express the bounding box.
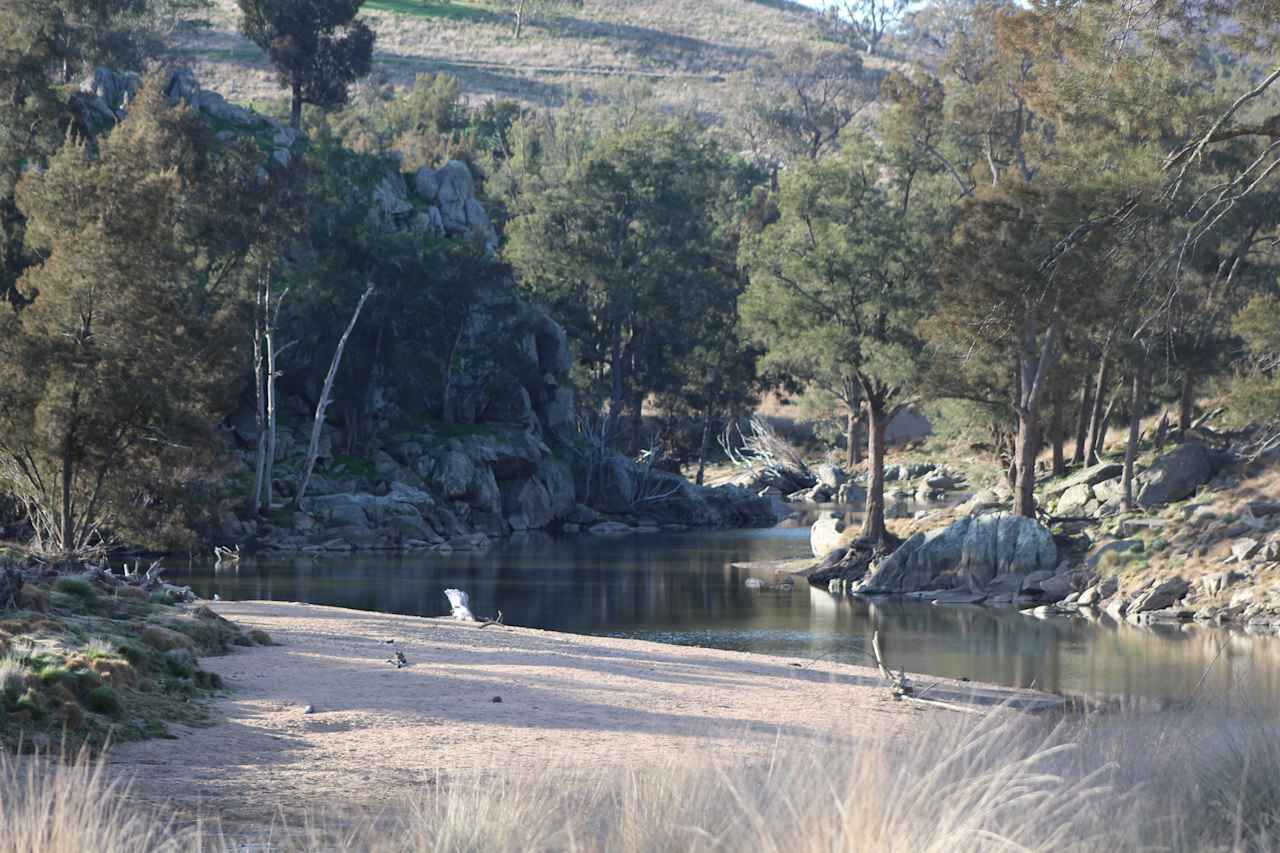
top-left (103, 66), bottom-right (782, 551)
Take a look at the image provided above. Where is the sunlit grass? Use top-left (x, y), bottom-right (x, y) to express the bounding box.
top-left (364, 0), bottom-right (500, 24)
top-left (5, 704), bottom-right (1279, 851)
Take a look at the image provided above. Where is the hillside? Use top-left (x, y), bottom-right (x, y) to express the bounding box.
top-left (176, 0), bottom-right (827, 119)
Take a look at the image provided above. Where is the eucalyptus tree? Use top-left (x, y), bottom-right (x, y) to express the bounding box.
top-left (505, 118), bottom-right (737, 450)
top-left (740, 141), bottom-right (933, 543)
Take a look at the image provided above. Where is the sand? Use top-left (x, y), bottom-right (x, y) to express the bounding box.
top-left (105, 601), bottom-right (1054, 827)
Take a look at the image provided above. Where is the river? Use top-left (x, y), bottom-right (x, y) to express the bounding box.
top-left (174, 515), bottom-right (1280, 709)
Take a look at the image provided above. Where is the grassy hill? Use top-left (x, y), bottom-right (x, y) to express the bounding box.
top-left (176, 0), bottom-right (827, 119)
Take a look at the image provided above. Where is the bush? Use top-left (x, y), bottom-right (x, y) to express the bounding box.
top-left (52, 578), bottom-right (95, 600)
top-left (84, 686), bottom-right (121, 715)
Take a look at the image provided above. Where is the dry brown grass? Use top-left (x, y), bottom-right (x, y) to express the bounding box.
top-left (7, 703), bottom-right (1280, 851)
top-left (174, 0), bottom-right (829, 116)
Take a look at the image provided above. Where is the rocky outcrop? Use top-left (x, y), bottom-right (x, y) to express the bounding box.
top-left (412, 161), bottom-right (498, 252)
top-left (856, 512), bottom-right (1057, 594)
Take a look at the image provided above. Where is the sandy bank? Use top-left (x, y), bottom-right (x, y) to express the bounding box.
top-left (106, 601), bottom-right (1057, 826)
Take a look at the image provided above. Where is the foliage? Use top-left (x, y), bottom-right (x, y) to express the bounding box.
top-left (0, 81), bottom-right (271, 554)
top-left (505, 116), bottom-right (742, 447)
top-left (237, 0), bottom-right (376, 128)
top-left (325, 72), bottom-right (522, 170)
top-left (1226, 293), bottom-right (1280, 430)
top-left (729, 42), bottom-right (874, 166)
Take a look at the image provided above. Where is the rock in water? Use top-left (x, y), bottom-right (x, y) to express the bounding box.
top-left (810, 513), bottom-right (848, 557)
top-left (857, 512), bottom-right (1056, 594)
top-left (445, 588), bottom-right (476, 621)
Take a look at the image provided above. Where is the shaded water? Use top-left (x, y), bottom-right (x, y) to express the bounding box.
top-left (174, 515), bottom-right (1280, 708)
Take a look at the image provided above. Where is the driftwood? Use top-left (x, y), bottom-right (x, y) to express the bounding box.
top-left (296, 283), bottom-right (375, 508)
top-left (719, 416), bottom-right (815, 493)
top-left (871, 629), bottom-right (984, 715)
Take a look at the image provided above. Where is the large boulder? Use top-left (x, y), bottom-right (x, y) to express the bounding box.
top-left (858, 512), bottom-right (1057, 594)
top-left (1135, 441), bottom-right (1226, 508)
top-left (811, 513), bottom-right (849, 557)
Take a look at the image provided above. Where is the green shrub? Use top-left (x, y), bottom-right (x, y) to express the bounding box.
top-left (85, 686), bottom-right (121, 715)
top-left (52, 577), bottom-right (95, 600)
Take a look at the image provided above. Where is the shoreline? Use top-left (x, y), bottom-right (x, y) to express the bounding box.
top-left (105, 601), bottom-right (1061, 828)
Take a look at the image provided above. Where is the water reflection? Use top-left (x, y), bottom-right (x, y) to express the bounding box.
top-left (172, 524), bottom-right (1280, 708)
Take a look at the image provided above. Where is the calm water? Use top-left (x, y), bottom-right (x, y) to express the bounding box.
top-left (173, 518), bottom-right (1280, 709)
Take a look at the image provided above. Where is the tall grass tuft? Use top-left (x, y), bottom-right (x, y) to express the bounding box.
top-left (2, 705), bottom-right (1279, 851)
top-left (0, 750), bottom-right (191, 853)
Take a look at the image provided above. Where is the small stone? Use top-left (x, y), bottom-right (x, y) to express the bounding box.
top-left (491, 696), bottom-right (502, 703)
top-left (302, 704), bottom-right (315, 715)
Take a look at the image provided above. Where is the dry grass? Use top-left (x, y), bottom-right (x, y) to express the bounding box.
top-left (174, 0), bottom-right (831, 116)
top-left (5, 704), bottom-right (1280, 851)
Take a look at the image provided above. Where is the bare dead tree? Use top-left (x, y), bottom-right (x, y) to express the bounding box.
top-left (295, 283), bottom-right (375, 509)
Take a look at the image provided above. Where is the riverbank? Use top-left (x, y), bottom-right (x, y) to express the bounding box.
top-left (105, 601), bottom-right (1060, 828)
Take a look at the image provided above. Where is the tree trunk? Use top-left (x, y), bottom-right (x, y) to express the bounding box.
top-left (513, 0), bottom-right (527, 39)
top-left (296, 284), bottom-right (375, 508)
top-left (60, 435), bottom-right (75, 554)
top-left (606, 320), bottom-right (624, 449)
top-left (1050, 381), bottom-right (1067, 477)
top-left (845, 409), bottom-right (859, 469)
top-left (1013, 407), bottom-right (1040, 518)
top-left (264, 326), bottom-right (280, 510)
top-left (290, 80), bottom-right (303, 130)
top-left (1084, 351), bottom-right (1112, 464)
top-left (1121, 363), bottom-right (1149, 511)
top-left (1178, 369), bottom-right (1195, 438)
top-left (1096, 392), bottom-right (1118, 460)
top-left (250, 290), bottom-right (267, 517)
top-left (860, 399), bottom-right (888, 543)
top-left (1072, 365), bottom-right (1094, 466)
top-left (696, 410), bottom-right (713, 486)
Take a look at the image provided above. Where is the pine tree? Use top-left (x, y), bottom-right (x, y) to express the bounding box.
top-left (237, 0), bottom-right (375, 130)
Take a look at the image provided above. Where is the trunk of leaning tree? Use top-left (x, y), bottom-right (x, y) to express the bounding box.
top-left (1121, 362), bottom-right (1150, 511)
top-left (296, 284), bottom-right (375, 509)
top-left (1179, 369), bottom-right (1196, 438)
top-left (1096, 391), bottom-right (1118, 461)
top-left (696, 409), bottom-right (713, 486)
top-left (861, 397), bottom-right (888, 543)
